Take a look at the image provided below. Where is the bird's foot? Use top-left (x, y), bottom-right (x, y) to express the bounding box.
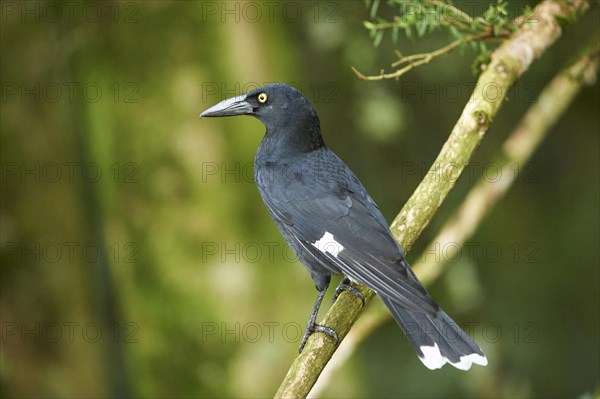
top-left (298, 322), bottom-right (338, 353)
top-left (332, 278), bottom-right (365, 307)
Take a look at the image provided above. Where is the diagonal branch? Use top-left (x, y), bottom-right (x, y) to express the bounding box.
top-left (275, 1), bottom-right (590, 397)
top-left (411, 43), bottom-right (600, 287)
top-left (388, 0), bottom-right (590, 248)
top-left (309, 43), bottom-right (600, 397)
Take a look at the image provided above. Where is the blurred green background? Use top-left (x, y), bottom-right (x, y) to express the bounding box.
top-left (1, 1), bottom-right (598, 398)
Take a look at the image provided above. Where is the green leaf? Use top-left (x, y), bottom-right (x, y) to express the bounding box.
top-left (370, 0), bottom-right (380, 19)
top-left (479, 41), bottom-right (487, 53)
top-left (428, 21), bottom-right (439, 34)
top-left (449, 25), bottom-right (460, 39)
top-left (368, 25), bottom-right (377, 38)
top-left (374, 30), bottom-right (384, 47)
top-left (492, 22), bottom-right (500, 36)
top-left (417, 21), bottom-right (427, 37)
top-left (363, 20), bottom-right (375, 30)
top-left (484, 4), bottom-right (497, 22)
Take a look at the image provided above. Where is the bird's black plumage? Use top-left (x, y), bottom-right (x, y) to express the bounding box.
top-left (200, 83), bottom-right (487, 370)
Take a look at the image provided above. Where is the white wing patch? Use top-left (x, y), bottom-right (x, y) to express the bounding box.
top-left (419, 343), bottom-right (488, 371)
top-left (312, 232), bottom-right (345, 258)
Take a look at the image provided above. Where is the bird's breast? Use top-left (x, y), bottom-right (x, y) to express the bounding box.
top-left (255, 159), bottom-right (312, 202)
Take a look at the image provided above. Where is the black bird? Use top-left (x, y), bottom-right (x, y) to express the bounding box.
top-left (200, 83), bottom-right (487, 370)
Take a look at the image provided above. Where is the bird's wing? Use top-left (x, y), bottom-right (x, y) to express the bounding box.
top-left (260, 152), bottom-right (438, 314)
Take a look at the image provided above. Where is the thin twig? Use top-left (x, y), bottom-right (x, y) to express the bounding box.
top-left (353, 32), bottom-right (493, 81)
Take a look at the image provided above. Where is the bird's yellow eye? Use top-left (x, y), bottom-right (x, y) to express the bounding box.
top-left (258, 92), bottom-right (268, 103)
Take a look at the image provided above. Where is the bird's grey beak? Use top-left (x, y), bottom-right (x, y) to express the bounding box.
top-left (199, 93), bottom-right (252, 118)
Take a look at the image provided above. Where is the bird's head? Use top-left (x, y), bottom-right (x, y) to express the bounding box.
top-left (200, 83), bottom-right (320, 133)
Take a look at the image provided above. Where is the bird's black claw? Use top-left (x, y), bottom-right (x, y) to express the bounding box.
top-left (332, 279), bottom-right (365, 307)
top-left (298, 323), bottom-right (339, 353)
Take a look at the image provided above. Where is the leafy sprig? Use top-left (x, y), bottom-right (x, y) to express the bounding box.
top-left (357, 0), bottom-right (525, 79)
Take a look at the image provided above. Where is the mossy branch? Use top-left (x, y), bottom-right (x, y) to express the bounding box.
top-left (310, 44), bottom-right (600, 396)
top-left (413, 42), bottom-right (600, 286)
top-left (388, 0), bottom-right (590, 247)
top-left (275, 1), bottom-right (591, 398)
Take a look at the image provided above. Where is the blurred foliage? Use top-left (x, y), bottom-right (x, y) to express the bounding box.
top-left (361, 0), bottom-right (527, 78)
top-left (0, 1), bottom-right (598, 398)
top-left (365, 0), bottom-right (518, 44)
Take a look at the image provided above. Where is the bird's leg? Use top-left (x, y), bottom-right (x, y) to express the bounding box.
top-left (298, 288), bottom-right (338, 353)
top-left (332, 277), bottom-right (365, 307)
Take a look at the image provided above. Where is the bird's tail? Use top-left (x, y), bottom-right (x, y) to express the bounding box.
top-left (380, 296), bottom-right (487, 370)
